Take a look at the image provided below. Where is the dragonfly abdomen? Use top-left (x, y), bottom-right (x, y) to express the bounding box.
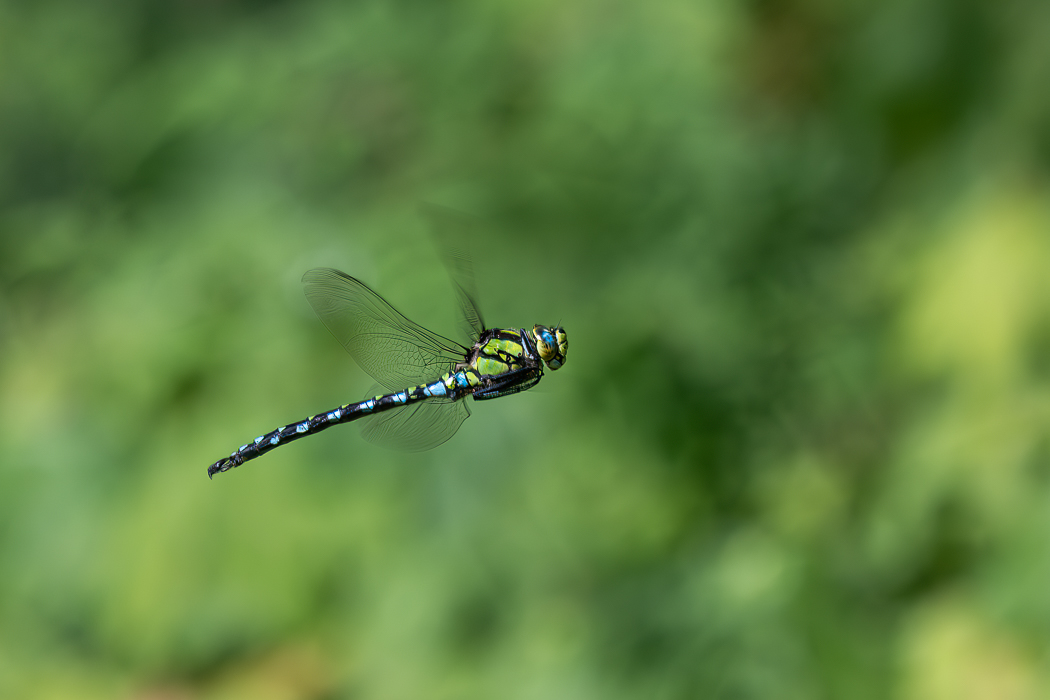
top-left (206, 377), bottom-right (459, 477)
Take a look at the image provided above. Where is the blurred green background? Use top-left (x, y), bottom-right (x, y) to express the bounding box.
top-left (2, 0), bottom-right (1050, 698)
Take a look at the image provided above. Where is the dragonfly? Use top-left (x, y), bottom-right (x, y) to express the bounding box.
top-left (206, 218), bottom-right (568, 478)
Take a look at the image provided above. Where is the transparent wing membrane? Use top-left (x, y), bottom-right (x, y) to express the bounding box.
top-left (359, 386), bottom-right (472, 452)
top-left (419, 203), bottom-right (486, 344)
top-left (303, 268), bottom-right (467, 391)
top-left (301, 210), bottom-right (491, 454)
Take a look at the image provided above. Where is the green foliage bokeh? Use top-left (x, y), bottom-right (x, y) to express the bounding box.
top-left (2, 0), bottom-right (1050, 698)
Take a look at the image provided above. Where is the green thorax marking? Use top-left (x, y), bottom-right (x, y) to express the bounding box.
top-left (470, 329), bottom-right (528, 377)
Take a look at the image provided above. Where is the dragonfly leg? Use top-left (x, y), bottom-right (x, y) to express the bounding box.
top-left (472, 366), bottom-right (543, 400)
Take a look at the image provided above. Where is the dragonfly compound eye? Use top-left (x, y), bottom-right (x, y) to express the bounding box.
top-left (533, 325), bottom-right (567, 370)
top-left (554, 327), bottom-right (568, 367)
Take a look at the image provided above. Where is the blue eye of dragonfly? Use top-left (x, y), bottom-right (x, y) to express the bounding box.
top-left (532, 324), bottom-right (568, 371)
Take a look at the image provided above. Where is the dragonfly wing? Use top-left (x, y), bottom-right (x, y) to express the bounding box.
top-left (303, 268), bottom-right (467, 391)
top-left (359, 392), bottom-right (472, 452)
top-left (420, 203), bottom-right (486, 343)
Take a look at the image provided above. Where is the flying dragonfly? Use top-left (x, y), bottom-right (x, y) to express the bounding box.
top-left (206, 211), bottom-right (568, 478)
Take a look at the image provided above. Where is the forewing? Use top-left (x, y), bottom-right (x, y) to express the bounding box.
top-left (303, 268), bottom-right (467, 391)
top-left (419, 203), bottom-right (486, 342)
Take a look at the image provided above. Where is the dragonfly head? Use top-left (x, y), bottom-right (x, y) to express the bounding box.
top-left (533, 325), bottom-right (568, 370)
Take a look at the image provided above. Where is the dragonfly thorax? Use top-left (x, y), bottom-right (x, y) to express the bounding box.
top-left (533, 325), bottom-right (568, 370)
